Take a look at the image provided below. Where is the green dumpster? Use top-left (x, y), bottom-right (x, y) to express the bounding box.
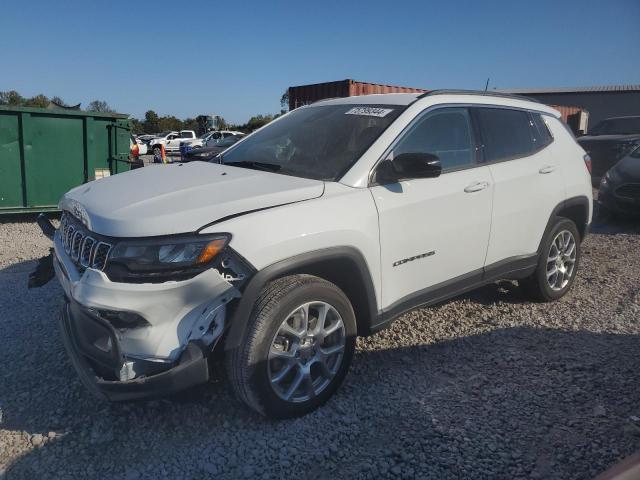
top-left (0, 106), bottom-right (132, 214)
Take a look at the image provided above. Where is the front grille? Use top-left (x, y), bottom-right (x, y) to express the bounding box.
top-left (60, 212), bottom-right (113, 271)
top-left (615, 183), bottom-right (640, 200)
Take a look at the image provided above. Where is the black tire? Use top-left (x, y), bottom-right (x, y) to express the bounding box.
top-left (225, 274), bottom-right (357, 418)
top-left (153, 146), bottom-right (161, 156)
top-left (522, 217), bottom-right (581, 302)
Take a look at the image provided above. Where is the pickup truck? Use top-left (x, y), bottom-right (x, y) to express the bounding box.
top-left (149, 130), bottom-right (197, 155)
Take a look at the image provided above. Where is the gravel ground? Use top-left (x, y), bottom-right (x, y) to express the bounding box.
top-left (1, 216), bottom-right (639, 479)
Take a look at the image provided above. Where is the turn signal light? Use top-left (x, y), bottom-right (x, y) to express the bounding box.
top-left (196, 238), bottom-right (228, 264)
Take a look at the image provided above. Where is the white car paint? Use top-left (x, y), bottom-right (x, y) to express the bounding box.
top-left (53, 91), bottom-right (592, 386)
top-left (371, 166), bottom-right (493, 308)
top-left (59, 162), bottom-right (325, 237)
top-left (149, 130), bottom-right (197, 152)
top-left (483, 125), bottom-right (566, 265)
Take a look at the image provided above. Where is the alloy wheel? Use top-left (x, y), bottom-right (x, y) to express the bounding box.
top-left (268, 301), bottom-right (346, 403)
top-left (546, 230), bottom-right (577, 291)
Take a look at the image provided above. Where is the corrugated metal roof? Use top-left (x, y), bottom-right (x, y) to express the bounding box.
top-left (498, 85), bottom-right (640, 94)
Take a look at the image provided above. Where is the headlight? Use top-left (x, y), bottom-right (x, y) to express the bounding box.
top-left (601, 169), bottom-right (621, 190)
top-left (105, 234), bottom-right (230, 283)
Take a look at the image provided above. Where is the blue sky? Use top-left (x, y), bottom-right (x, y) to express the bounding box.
top-left (1, 0), bottom-right (638, 124)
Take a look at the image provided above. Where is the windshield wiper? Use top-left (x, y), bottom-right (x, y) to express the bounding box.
top-left (225, 160), bottom-right (282, 172)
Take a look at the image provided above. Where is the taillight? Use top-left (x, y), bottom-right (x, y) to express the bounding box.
top-left (583, 154), bottom-right (592, 174)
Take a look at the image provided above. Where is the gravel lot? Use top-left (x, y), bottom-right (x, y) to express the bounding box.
top-left (1, 215), bottom-right (639, 479)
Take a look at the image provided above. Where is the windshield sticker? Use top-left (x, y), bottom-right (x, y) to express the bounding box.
top-left (345, 107), bottom-right (394, 117)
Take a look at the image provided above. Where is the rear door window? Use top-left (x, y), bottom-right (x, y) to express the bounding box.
top-left (475, 108), bottom-right (536, 162)
top-left (392, 107), bottom-right (476, 172)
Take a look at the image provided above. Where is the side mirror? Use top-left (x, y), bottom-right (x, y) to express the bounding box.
top-left (375, 153), bottom-right (441, 184)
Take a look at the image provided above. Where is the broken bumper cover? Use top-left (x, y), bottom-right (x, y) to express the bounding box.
top-left (49, 222), bottom-right (247, 400)
top-left (60, 299), bottom-right (209, 401)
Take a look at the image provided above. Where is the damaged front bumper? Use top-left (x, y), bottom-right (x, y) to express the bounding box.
top-left (60, 299), bottom-right (210, 401)
top-left (39, 217), bottom-right (246, 400)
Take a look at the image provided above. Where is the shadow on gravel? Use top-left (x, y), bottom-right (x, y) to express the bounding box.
top-left (0, 212), bottom-right (60, 225)
top-left (2, 253), bottom-right (639, 480)
top-left (589, 213), bottom-right (640, 236)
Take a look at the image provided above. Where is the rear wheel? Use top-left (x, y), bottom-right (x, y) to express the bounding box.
top-left (522, 218), bottom-right (581, 302)
top-left (225, 275), bottom-right (356, 418)
top-left (153, 146), bottom-right (161, 156)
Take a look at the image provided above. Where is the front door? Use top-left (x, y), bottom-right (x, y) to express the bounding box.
top-left (371, 107), bottom-right (493, 312)
top-left (165, 134), bottom-right (180, 151)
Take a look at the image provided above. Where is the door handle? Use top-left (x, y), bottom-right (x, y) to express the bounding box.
top-left (464, 181), bottom-right (490, 193)
top-left (539, 165), bottom-right (557, 174)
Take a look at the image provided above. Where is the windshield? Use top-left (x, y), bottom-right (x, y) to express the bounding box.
top-left (221, 104), bottom-right (404, 180)
top-left (589, 117), bottom-right (640, 136)
top-left (218, 135), bottom-right (243, 147)
top-left (157, 131), bottom-right (171, 137)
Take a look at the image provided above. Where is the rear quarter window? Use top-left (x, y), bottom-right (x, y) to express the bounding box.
top-left (475, 108), bottom-right (536, 162)
top-left (530, 113), bottom-right (553, 150)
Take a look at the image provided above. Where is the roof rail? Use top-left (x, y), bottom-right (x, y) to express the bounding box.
top-left (417, 89), bottom-right (540, 103)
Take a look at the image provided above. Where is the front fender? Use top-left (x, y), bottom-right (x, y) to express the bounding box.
top-left (225, 246), bottom-right (379, 350)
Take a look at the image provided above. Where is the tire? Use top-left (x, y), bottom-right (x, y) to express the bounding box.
top-left (225, 274), bottom-right (357, 418)
top-left (152, 146), bottom-right (161, 156)
top-left (522, 217), bottom-right (581, 302)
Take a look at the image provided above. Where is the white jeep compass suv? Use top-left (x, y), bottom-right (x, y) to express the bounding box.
top-left (41, 91), bottom-right (592, 418)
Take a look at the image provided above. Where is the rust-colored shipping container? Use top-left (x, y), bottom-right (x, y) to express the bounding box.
top-left (288, 79), bottom-right (428, 110)
top-left (549, 104), bottom-right (589, 134)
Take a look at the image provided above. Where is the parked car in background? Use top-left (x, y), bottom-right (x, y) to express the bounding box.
top-left (136, 134), bottom-right (156, 146)
top-left (181, 134), bottom-right (245, 162)
top-left (179, 130), bottom-right (245, 156)
top-left (149, 130), bottom-right (197, 155)
top-left (577, 116), bottom-right (640, 186)
top-left (598, 144), bottom-right (640, 217)
top-left (41, 91), bottom-right (592, 418)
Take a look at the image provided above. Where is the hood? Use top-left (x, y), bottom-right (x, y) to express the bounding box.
top-left (60, 162), bottom-right (324, 237)
top-left (610, 154), bottom-right (640, 181)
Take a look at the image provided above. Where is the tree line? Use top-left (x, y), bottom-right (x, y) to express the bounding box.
top-left (132, 111), bottom-right (282, 135)
top-left (0, 90), bottom-right (289, 134)
top-left (0, 90), bottom-right (114, 112)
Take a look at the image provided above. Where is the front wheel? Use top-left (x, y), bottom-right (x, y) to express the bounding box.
top-left (522, 218), bottom-right (581, 302)
top-left (225, 275), bottom-right (356, 418)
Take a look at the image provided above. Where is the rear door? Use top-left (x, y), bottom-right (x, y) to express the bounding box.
top-left (474, 107), bottom-right (565, 266)
top-left (371, 107), bottom-right (493, 310)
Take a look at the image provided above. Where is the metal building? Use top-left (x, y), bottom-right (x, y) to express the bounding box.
top-left (499, 85), bottom-right (640, 133)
